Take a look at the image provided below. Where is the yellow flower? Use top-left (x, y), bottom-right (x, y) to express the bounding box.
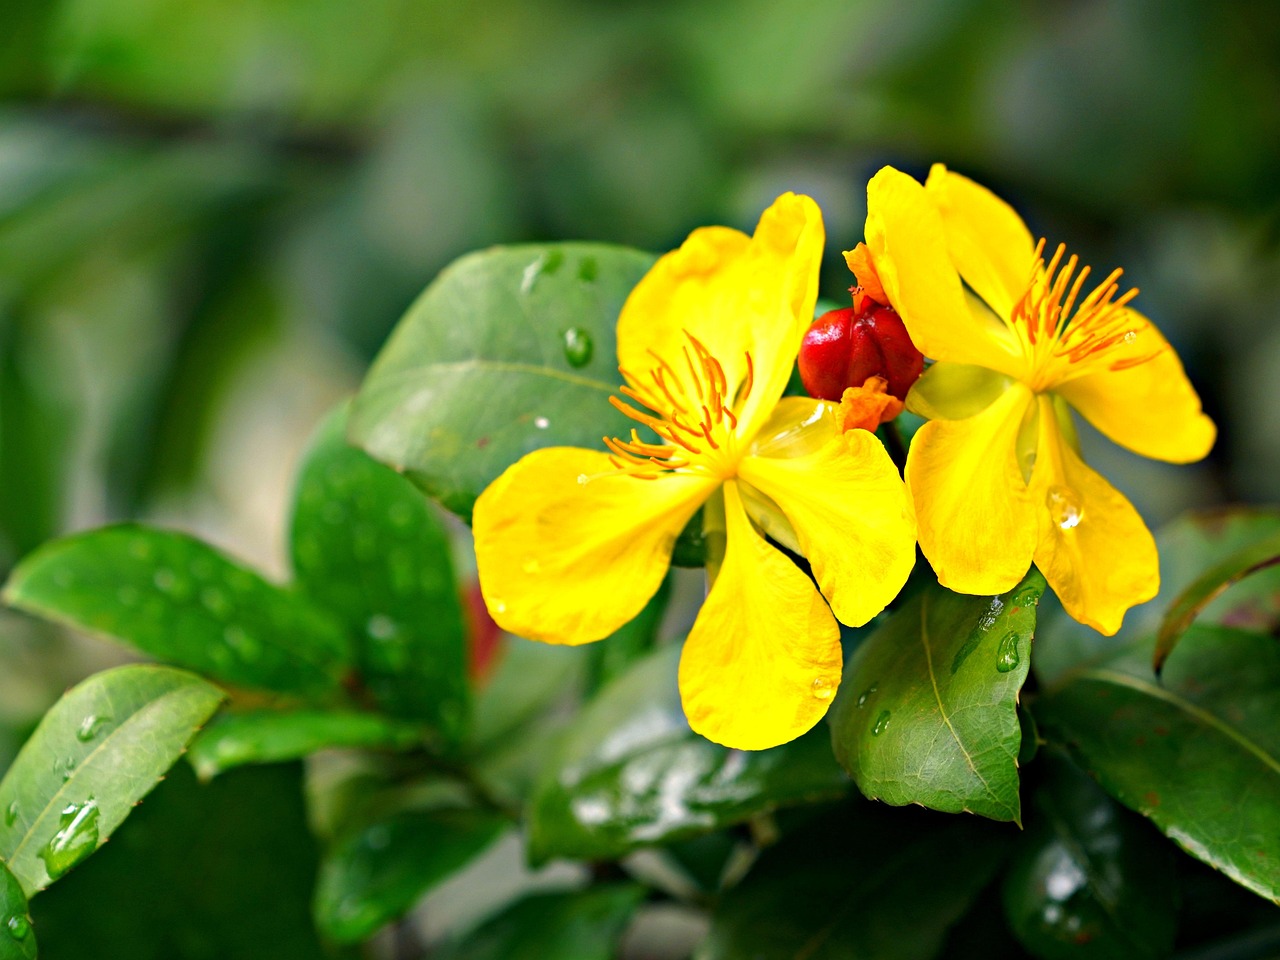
top-left (853, 165), bottom-right (1215, 635)
top-left (474, 194), bottom-right (917, 750)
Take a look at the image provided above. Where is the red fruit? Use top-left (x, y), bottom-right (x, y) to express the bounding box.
top-left (798, 302), bottom-right (924, 402)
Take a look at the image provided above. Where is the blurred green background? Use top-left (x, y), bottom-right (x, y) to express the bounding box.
top-left (1, 0), bottom-right (1278, 783)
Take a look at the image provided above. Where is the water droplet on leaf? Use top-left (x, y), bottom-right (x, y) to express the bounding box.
top-left (223, 626), bottom-right (262, 662)
top-left (40, 799), bottom-right (99, 881)
top-left (366, 614), bottom-right (398, 641)
top-left (534, 416), bottom-right (550, 429)
top-left (856, 683), bottom-right (878, 707)
top-left (563, 327), bottom-right (593, 367)
top-left (1046, 485), bottom-right (1083, 530)
top-left (6, 915), bottom-right (30, 940)
top-left (810, 677), bottom-right (834, 700)
top-left (871, 710), bottom-right (891, 736)
top-left (996, 633), bottom-right (1021, 673)
top-left (578, 256), bottom-right (598, 282)
top-left (76, 714), bottom-right (110, 742)
top-left (5, 801), bottom-right (18, 826)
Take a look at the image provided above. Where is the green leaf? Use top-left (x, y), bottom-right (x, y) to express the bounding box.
top-left (187, 709), bottom-right (424, 780)
top-left (700, 804), bottom-right (1011, 960)
top-left (1037, 625), bottom-right (1280, 902)
top-left (30, 763), bottom-right (326, 960)
top-left (3, 524), bottom-right (351, 698)
top-left (437, 885), bottom-right (645, 960)
top-left (291, 404), bottom-right (469, 736)
top-left (1153, 528), bottom-right (1280, 673)
top-left (314, 804), bottom-right (507, 943)
top-left (1002, 751), bottom-right (1177, 960)
top-left (349, 243), bottom-right (655, 520)
top-left (0, 664), bottom-right (224, 894)
top-left (830, 572), bottom-right (1046, 823)
top-left (528, 644), bottom-right (849, 864)
top-left (0, 862), bottom-right (35, 960)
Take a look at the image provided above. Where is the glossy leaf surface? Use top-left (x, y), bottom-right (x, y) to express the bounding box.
top-left (437, 885), bottom-right (645, 960)
top-left (349, 243), bottom-right (655, 520)
top-left (700, 805), bottom-right (1010, 960)
top-left (291, 405), bottom-right (469, 735)
top-left (314, 805), bottom-right (506, 943)
top-left (0, 665), bottom-right (223, 894)
top-left (830, 572), bottom-right (1046, 823)
top-left (0, 862), bottom-right (35, 960)
top-left (188, 709), bottom-right (423, 780)
top-left (1038, 625), bottom-right (1280, 902)
top-left (4, 525), bottom-right (350, 698)
top-left (1003, 751), bottom-right (1177, 960)
top-left (528, 644), bottom-right (849, 864)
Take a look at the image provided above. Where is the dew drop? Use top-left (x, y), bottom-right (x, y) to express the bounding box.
top-left (856, 683), bottom-right (878, 708)
top-left (577, 473), bottom-right (590, 485)
top-left (1045, 485), bottom-right (1083, 530)
top-left (492, 599), bottom-right (507, 615)
top-left (5, 801), bottom-right (18, 826)
top-left (578, 256), bottom-right (598, 282)
top-left (996, 632), bottom-right (1021, 673)
top-left (810, 677), bottom-right (834, 700)
top-left (871, 710), bottom-right (891, 736)
top-left (562, 327), bottom-right (594, 367)
top-left (1122, 329), bottom-right (1137, 343)
top-left (6, 915), bottom-right (30, 940)
top-left (76, 714), bottom-right (110, 742)
top-left (59, 757), bottom-right (76, 781)
top-left (223, 625), bottom-right (262, 662)
top-left (40, 798), bottom-right (99, 881)
top-left (534, 416), bottom-right (550, 430)
top-left (366, 614), bottom-right (398, 641)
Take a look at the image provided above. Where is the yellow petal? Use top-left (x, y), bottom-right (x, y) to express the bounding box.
top-left (906, 382), bottom-right (1038, 594)
top-left (864, 166), bottom-right (1022, 374)
top-left (924, 164), bottom-right (1036, 321)
top-left (474, 448), bottom-right (715, 644)
top-left (616, 193), bottom-right (824, 438)
top-left (1030, 398), bottom-right (1158, 635)
top-left (678, 481), bottom-right (842, 750)
top-left (739, 430), bottom-right (916, 627)
top-left (748, 395), bottom-right (840, 459)
top-left (1053, 309), bottom-right (1215, 464)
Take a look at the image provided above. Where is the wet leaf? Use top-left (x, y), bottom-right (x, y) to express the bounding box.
top-left (187, 709), bottom-right (424, 780)
top-left (291, 405), bottom-right (469, 736)
top-left (313, 804), bottom-right (506, 943)
top-left (0, 862), bottom-right (35, 960)
top-left (528, 644), bottom-right (849, 864)
top-left (1002, 751), bottom-right (1177, 960)
top-left (700, 804), bottom-right (1011, 960)
top-left (0, 665), bottom-right (223, 894)
top-left (1153, 528), bottom-right (1280, 673)
top-left (1037, 625), bottom-right (1280, 902)
top-left (3, 524), bottom-right (351, 698)
top-left (349, 243), bottom-right (655, 520)
top-left (829, 572), bottom-right (1046, 823)
top-left (436, 884), bottom-right (645, 960)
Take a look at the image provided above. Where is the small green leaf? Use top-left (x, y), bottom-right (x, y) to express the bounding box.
top-left (188, 710), bottom-right (424, 780)
top-left (3, 524), bottom-right (351, 698)
top-left (349, 243), bottom-right (655, 520)
top-left (700, 805), bottom-right (1011, 960)
top-left (0, 664), bottom-right (224, 894)
top-left (1037, 625), bottom-right (1280, 902)
top-left (1002, 751), bottom-right (1177, 960)
top-left (0, 862), bottom-right (35, 960)
top-left (830, 572), bottom-right (1046, 823)
top-left (1153, 528), bottom-right (1280, 673)
top-left (291, 405), bottom-right (469, 736)
top-left (528, 644), bottom-right (849, 864)
top-left (436, 885), bottom-right (645, 960)
top-left (314, 805), bottom-right (506, 943)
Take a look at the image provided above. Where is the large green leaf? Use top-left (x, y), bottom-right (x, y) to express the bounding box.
top-left (313, 804), bottom-right (507, 943)
top-left (291, 405), bottom-right (469, 737)
top-left (30, 763), bottom-right (325, 960)
top-left (187, 709), bottom-right (424, 780)
top-left (0, 862), bottom-right (35, 960)
top-left (436, 885), bottom-right (645, 960)
top-left (0, 665), bottom-right (224, 895)
top-left (1002, 751), bottom-right (1177, 960)
top-left (1037, 625), bottom-right (1280, 902)
top-left (348, 243), bottom-right (655, 520)
top-left (528, 644), bottom-right (849, 864)
top-left (3, 525), bottom-right (351, 698)
top-left (699, 804), bottom-right (1011, 960)
top-left (830, 572), bottom-right (1046, 823)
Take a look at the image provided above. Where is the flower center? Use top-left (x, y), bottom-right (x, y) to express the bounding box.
top-left (602, 330), bottom-right (753, 480)
top-left (1012, 239), bottom-right (1164, 390)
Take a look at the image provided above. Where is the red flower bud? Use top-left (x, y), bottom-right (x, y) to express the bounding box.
top-left (798, 298), bottom-right (924, 403)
